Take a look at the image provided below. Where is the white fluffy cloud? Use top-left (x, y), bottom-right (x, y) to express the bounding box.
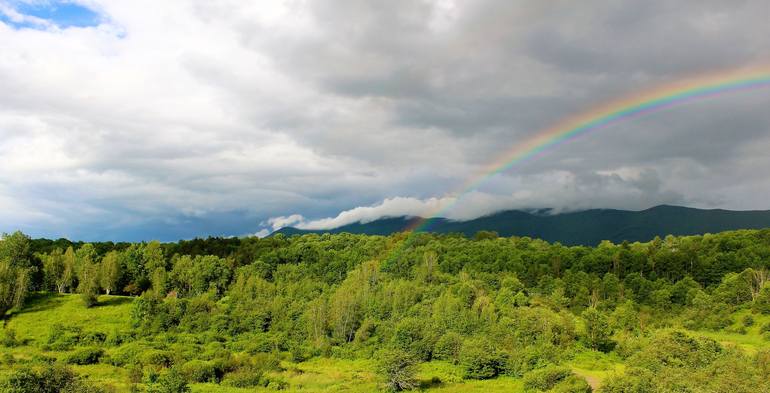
top-left (268, 168), bottom-right (686, 231)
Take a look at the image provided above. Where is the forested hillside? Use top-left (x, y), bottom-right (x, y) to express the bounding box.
top-left (2, 229), bottom-right (770, 392)
top-left (276, 205), bottom-right (770, 245)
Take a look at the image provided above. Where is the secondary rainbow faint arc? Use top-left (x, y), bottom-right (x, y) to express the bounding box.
top-left (404, 68), bottom-right (770, 233)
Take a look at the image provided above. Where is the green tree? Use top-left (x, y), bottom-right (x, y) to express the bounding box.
top-left (753, 283), bottom-right (770, 314)
top-left (581, 308), bottom-right (613, 352)
top-left (376, 348), bottom-right (417, 392)
top-left (42, 248), bottom-right (66, 293)
top-left (99, 251), bottom-right (121, 296)
top-left (75, 244), bottom-right (100, 307)
top-left (61, 246), bottom-right (76, 293)
top-left (0, 232), bottom-right (32, 317)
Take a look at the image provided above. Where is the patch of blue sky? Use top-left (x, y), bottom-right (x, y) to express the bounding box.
top-left (0, 1), bottom-right (101, 29)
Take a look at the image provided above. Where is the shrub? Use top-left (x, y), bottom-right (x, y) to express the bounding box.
top-left (392, 318), bottom-right (432, 361)
top-left (549, 375), bottom-right (592, 393)
top-left (742, 315), bottom-right (755, 327)
top-left (459, 338), bottom-right (506, 380)
top-left (522, 365), bottom-right (573, 391)
top-left (505, 345), bottom-right (559, 377)
top-left (0, 363), bottom-right (105, 393)
top-left (180, 360), bottom-right (217, 383)
top-left (222, 371), bottom-right (265, 388)
top-left (128, 364), bottom-right (144, 384)
top-left (146, 367), bottom-right (190, 393)
top-left (600, 368), bottom-right (656, 393)
top-left (80, 331), bottom-right (107, 346)
top-left (376, 348), bottom-right (418, 392)
top-left (66, 347), bottom-right (104, 365)
top-left (1, 328), bottom-right (20, 347)
top-left (265, 376), bottom-right (289, 390)
top-left (139, 350), bottom-right (175, 368)
top-left (44, 323), bottom-right (81, 351)
top-left (81, 291), bottom-right (99, 308)
top-left (627, 331), bottom-right (722, 371)
top-left (105, 329), bottom-right (133, 346)
top-left (107, 342), bottom-right (148, 366)
top-left (433, 332), bottom-right (463, 362)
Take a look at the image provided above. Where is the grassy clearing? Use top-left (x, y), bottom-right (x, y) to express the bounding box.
top-left (6, 292), bottom-right (133, 343)
top-left (189, 358), bottom-right (526, 392)
top-left (566, 349), bottom-right (624, 390)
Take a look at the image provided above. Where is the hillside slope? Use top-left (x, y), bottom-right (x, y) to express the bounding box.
top-left (275, 205), bottom-right (770, 245)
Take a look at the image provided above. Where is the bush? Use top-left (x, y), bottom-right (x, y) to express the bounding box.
top-left (81, 292), bottom-right (99, 308)
top-left (742, 315), bottom-right (755, 327)
top-left (522, 365), bottom-right (573, 391)
top-left (0, 363), bottom-right (105, 393)
top-left (265, 376), bottom-right (289, 390)
top-left (392, 318), bottom-right (432, 361)
top-left (80, 331), bottom-right (107, 346)
top-left (44, 323), bottom-right (81, 351)
top-left (66, 347), bottom-right (104, 365)
top-left (433, 332), bottom-right (463, 362)
top-left (180, 360), bottom-right (217, 383)
top-left (107, 342), bottom-right (148, 366)
top-left (146, 367), bottom-right (190, 393)
top-left (222, 371), bottom-right (265, 388)
top-left (627, 331), bottom-right (722, 371)
top-left (1, 328), bottom-right (20, 347)
top-left (600, 368), bottom-right (656, 393)
top-left (459, 338), bottom-right (506, 380)
top-left (550, 375), bottom-right (592, 393)
top-left (140, 350), bottom-right (175, 368)
top-left (105, 329), bottom-right (133, 346)
top-left (505, 345), bottom-right (559, 377)
top-left (376, 348), bottom-right (418, 392)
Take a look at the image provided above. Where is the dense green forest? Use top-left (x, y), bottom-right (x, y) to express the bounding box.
top-left (2, 229), bottom-right (770, 392)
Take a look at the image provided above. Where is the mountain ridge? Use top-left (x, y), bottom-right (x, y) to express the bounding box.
top-left (273, 205), bottom-right (770, 245)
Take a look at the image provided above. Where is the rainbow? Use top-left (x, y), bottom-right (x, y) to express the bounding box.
top-left (404, 67), bottom-right (770, 234)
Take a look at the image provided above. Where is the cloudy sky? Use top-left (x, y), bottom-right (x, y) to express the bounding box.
top-left (1, 0), bottom-right (770, 241)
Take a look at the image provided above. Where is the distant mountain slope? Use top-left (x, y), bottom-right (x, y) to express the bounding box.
top-left (273, 205), bottom-right (770, 245)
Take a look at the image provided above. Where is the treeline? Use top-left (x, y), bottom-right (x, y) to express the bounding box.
top-left (3, 229), bottom-right (770, 391)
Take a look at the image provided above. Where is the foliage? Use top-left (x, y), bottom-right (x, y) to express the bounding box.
top-left (4, 230), bottom-right (770, 391)
top-left (459, 337), bottom-right (507, 379)
top-left (0, 363), bottom-right (105, 393)
top-left (521, 366), bottom-right (577, 392)
top-left (65, 347), bottom-right (104, 365)
top-left (376, 348), bottom-right (418, 391)
top-left (145, 367), bottom-right (190, 393)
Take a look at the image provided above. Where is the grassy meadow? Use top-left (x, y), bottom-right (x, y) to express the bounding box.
top-left (5, 292), bottom-right (770, 392)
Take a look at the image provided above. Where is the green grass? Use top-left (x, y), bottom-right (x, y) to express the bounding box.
top-left (189, 358), bottom-right (525, 393)
top-left (6, 292), bottom-right (133, 344)
top-left (0, 294), bottom-right (530, 392)
top-left (7, 293), bottom-right (765, 392)
top-left (566, 349), bottom-right (624, 390)
top-left (1, 293), bottom-right (135, 391)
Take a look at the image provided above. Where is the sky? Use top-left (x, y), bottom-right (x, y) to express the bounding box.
top-left (1, 0), bottom-right (770, 241)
